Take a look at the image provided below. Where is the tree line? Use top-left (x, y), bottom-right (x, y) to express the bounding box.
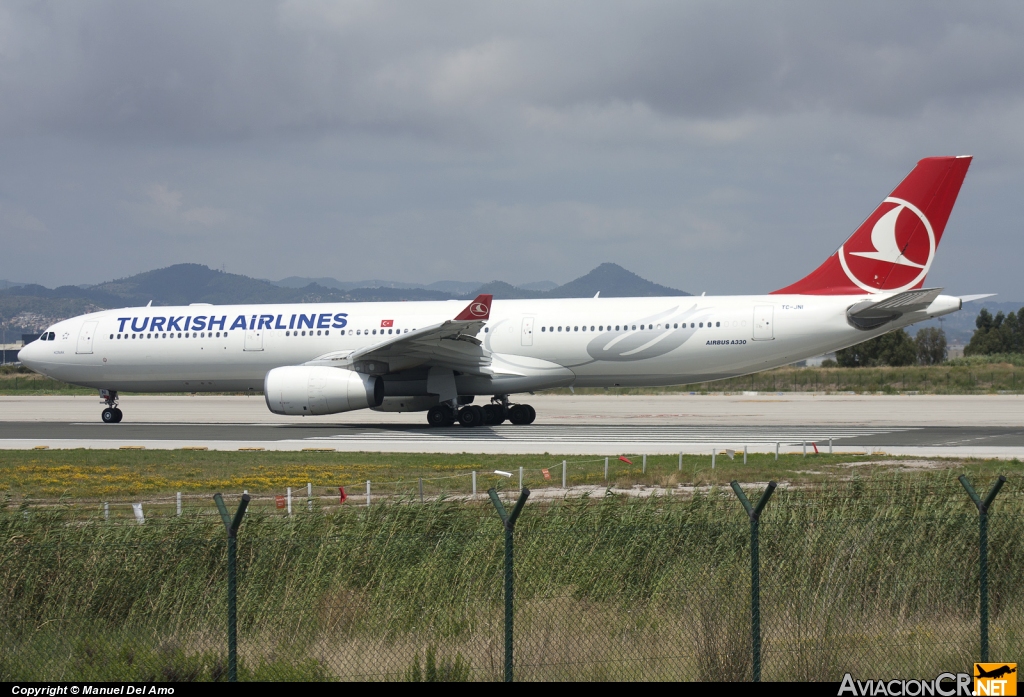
top-left (828, 306), bottom-right (1023, 368)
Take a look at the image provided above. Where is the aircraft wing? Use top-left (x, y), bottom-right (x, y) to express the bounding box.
top-left (303, 294), bottom-right (493, 375)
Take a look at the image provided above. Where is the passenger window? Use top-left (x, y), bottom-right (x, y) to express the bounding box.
top-left (557, 327), bottom-right (562, 332)
top-left (716, 322), bottom-right (720, 327)
top-left (631, 325), bottom-right (636, 330)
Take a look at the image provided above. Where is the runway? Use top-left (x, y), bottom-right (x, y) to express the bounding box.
top-left (1, 393), bottom-right (1022, 456)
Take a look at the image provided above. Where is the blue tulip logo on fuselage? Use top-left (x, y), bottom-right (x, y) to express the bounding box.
top-left (586, 304), bottom-right (709, 361)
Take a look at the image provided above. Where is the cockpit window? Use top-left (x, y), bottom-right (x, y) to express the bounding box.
top-left (48, 332), bottom-right (55, 340)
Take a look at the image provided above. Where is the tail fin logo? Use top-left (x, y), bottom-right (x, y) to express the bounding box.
top-left (469, 302), bottom-right (489, 317)
top-left (838, 197), bottom-right (935, 293)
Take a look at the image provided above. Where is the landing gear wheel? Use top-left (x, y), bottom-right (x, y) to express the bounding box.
top-left (482, 404), bottom-right (503, 425)
top-left (508, 404), bottom-right (529, 425)
top-left (102, 408), bottom-right (117, 424)
top-left (458, 406), bottom-right (484, 427)
top-left (523, 404), bottom-right (536, 424)
top-left (112, 408), bottom-right (123, 423)
top-left (427, 406), bottom-right (450, 427)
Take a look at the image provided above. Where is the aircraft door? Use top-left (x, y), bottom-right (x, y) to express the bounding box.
top-left (244, 328), bottom-right (264, 351)
top-left (76, 321), bottom-right (98, 354)
top-left (753, 306), bottom-right (774, 341)
top-left (521, 317), bottom-right (534, 346)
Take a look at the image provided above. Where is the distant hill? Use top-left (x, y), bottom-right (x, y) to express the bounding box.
top-left (546, 263), bottom-right (690, 298)
top-left (0, 263), bottom-right (691, 336)
top-left (461, 265), bottom-right (689, 300)
top-left (272, 276), bottom-right (486, 295)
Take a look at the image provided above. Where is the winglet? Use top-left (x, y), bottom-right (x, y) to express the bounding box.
top-left (454, 294), bottom-right (493, 320)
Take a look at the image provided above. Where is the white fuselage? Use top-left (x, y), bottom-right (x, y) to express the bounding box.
top-left (18, 293), bottom-right (960, 403)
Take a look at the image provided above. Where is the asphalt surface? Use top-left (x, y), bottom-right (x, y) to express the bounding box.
top-left (1, 394), bottom-right (1021, 455)
top-left (0, 420), bottom-right (1022, 447)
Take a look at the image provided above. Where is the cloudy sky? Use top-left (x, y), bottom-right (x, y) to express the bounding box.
top-left (1, 1), bottom-right (1022, 297)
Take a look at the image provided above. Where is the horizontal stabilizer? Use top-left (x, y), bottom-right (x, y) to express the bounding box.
top-left (960, 293), bottom-right (997, 303)
top-left (847, 287), bottom-right (943, 330)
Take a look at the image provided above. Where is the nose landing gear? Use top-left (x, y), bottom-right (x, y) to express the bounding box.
top-left (100, 390), bottom-right (123, 423)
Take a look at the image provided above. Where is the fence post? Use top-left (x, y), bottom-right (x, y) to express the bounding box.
top-left (307, 482), bottom-right (312, 512)
top-left (472, 471), bottom-right (477, 498)
top-left (802, 441), bottom-right (806, 457)
top-left (605, 457), bottom-right (609, 480)
top-left (366, 480), bottom-right (371, 507)
top-left (730, 479), bottom-right (777, 683)
top-left (286, 487), bottom-right (292, 516)
top-left (488, 486), bottom-right (531, 683)
top-left (562, 460), bottom-right (566, 489)
top-left (176, 492), bottom-right (182, 516)
top-left (712, 449), bottom-right (716, 469)
top-left (958, 474), bottom-right (1007, 661)
top-left (213, 492), bottom-right (250, 683)
top-left (642, 454), bottom-right (647, 474)
top-left (103, 502), bottom-right (109, 521)
top-left (519, 467), bottom-right (524, 490)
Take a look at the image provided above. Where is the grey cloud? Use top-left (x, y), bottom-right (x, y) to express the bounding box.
top-left (0, 1), bottom-right (1022, 299)
top-left (3, 1), bottom-right (1024, 142)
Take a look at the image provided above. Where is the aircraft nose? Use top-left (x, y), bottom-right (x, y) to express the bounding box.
top-left (17, 341), bottom-right (40, 368)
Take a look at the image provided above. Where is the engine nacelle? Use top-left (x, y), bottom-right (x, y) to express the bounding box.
top-left (264, 366), bottom-right (383, 416)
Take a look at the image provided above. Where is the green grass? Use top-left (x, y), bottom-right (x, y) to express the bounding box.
top-left (547, 363), bottom-right (1024, 395)
top-left (1, 472), bottom-right (1021, 681)
top-left (3, 448), bottom-right (1022, 507)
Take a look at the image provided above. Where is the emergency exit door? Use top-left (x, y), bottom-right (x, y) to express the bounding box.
top-left (521, 317), bottom-right (534, 346)
top-left (244, 328), bottom-right (264, 351)
top-left (753, 306), bottom-right (774, 341)
top-left (76, 322), bottom-right (98, 354)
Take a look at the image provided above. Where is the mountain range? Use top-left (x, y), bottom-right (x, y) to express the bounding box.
top-left (0, 263), bottom-right (689, 334)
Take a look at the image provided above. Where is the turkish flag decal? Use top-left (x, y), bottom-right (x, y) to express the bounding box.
top-left (381, 319), bottom-right (394, 327)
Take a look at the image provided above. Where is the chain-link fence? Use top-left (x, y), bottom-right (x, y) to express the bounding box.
top-left (1, 473), bottom-right (1021, 681)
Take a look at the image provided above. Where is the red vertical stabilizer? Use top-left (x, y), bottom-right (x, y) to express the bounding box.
top-left (773, 156), bottom-right (972, 295)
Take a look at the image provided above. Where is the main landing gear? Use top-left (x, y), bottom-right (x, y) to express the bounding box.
top-left (426, 395), bottom-right (536, 428)
top-left (100, 389), bottom-right (123, 424)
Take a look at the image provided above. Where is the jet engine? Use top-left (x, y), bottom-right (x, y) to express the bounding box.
top-left (264, 366), bottom-right (384, 416)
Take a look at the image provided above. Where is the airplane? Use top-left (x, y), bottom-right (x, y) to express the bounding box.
top-left (19, 156), bottom-right (989, 427)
